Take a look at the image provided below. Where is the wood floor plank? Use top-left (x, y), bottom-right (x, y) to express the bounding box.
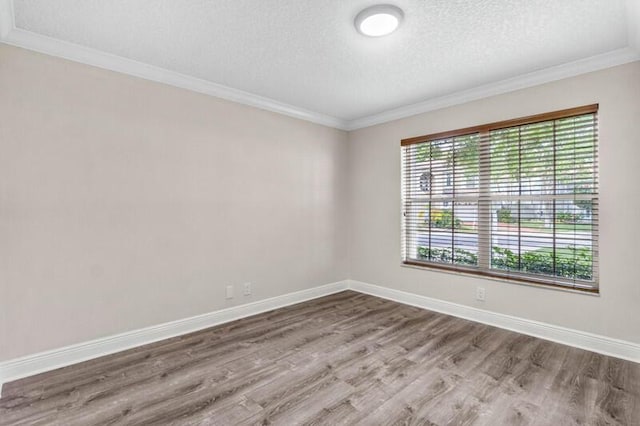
top-left (1, 290), bottom-right (639, 425)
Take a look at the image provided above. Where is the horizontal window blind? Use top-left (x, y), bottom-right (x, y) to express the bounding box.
top-left (401, 105), bottom-right (599, 292)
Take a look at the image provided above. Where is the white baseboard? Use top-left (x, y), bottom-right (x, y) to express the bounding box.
top-left (0, 280), bottom-right (348, 395)
top-left (2, 278), bottom-right (639, 397)
top-left (348, 280), bottom-right (640, 364)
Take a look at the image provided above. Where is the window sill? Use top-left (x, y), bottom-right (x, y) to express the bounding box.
top-left (400, 261), bottom-right (600, 296)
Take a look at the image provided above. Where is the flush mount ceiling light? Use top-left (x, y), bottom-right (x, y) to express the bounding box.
top-left (355, 4), bottom-right (404, 37)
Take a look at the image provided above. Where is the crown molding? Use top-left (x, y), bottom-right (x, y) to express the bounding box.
top-left (1, 0), bottom-right (639, 132)
top-left (345, 47), bottom-right (640, 130)
top-left (0, 26), bottom-right (349, 130)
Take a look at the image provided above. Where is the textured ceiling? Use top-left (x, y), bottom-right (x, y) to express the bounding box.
top-left (10, 0), bottom-right (634, 122)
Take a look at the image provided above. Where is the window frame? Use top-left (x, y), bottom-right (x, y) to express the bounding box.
top-left (401, 104), bottom-right (599, 293)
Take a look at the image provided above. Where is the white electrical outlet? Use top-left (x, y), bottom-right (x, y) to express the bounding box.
top-left (243, 282), bottom-right (252, 296)
top-left (225, 285), bottom-right (234, 299)
top-left (476, 287), bottom-right (486, 302)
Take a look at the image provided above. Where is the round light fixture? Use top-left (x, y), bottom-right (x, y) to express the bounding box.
top-left (355, 4), bottom-right (404, 37)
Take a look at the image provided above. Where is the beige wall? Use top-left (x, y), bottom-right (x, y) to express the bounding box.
top-left (348, 61), bottom-right (640, 344)
top-left (0, 44), bottom-right (349, 361)
top-left (2, 42), bottom-right (639, 363)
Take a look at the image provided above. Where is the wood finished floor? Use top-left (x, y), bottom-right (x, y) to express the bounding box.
top-left (1, 291), bottom-right (639, 426)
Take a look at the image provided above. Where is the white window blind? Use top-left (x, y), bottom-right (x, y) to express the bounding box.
top-left (401, 105), bottom-right (599, 292)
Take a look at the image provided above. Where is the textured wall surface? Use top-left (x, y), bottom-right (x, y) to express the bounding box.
top-left (0, 44), bottom-right (349, 361)
top-left (348, 61), bottom-right (640, 344)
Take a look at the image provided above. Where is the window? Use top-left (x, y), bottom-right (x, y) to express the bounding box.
top-left (401, 105), bottom-right (599, 292)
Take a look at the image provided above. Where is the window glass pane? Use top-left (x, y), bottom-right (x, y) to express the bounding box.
top-left (430, 138), bottom-right (454, 199)
top-left (454, 135), bottom-right (479, 196)
top-left (404, 200), bottom-right (429, 260)
top-left (491, 201), bottom-right (520, 271)
top-left (520, 122), bottom-right (554, 195)
top-left (490, 128), bottom-right (519, 195)
top-left (454, 202), bottom-right (478, 266)
top-left (417, 201), bottom-right (454, 264)
top-left (555, 115), bottom-right (597, 195)
top-left (519, 200), bottom-right (555, 276)
top-left (406, 143), bottom-right (431, 198)
top-left (554, 200), bottom-right (594, 280)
